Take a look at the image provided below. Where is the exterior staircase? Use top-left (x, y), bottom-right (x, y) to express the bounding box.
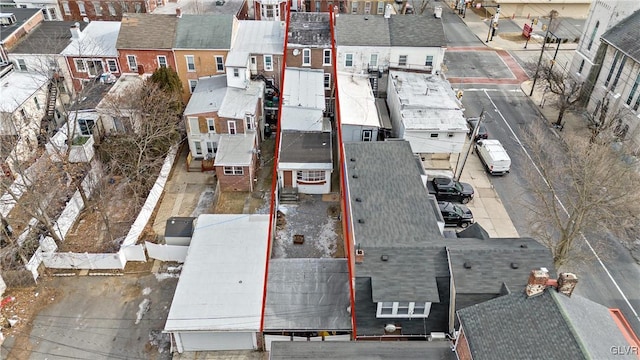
top-left (279, 187), bottom-right (299, 203)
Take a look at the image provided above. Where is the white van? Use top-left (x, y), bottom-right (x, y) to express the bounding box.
top-left (475, 140), bottom-right (511, 175)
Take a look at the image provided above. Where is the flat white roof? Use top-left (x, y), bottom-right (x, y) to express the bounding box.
top-left (183, 75), bottom-right (227, 116)
top-left (0, 70), bottom-right (48, 113)
top-left (283, 68), bottom-right (325, 111)
top-left (280, 107), bottom-right (324, 131)
top-left (337, 72), bottom-right (380, 127)
top-left (96, 73), bottom-right (147, 110)
top-left (215, 131), bottom-right (257, 166)
top-left (61, 21), bottom-right (121, 57)
top-left (232, 21), bottom-right (285, 55)
top-left (164, 214), bottom-right (270, 332)
top-left (218, 81), bottom-right (264, 119)
top-left (389, 71), bottom-right (467, 131)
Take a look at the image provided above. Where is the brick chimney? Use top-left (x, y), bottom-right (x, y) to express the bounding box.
top-left (355, 248), bottom-right (364, 264)
top-left (525, 268), bottom-right (549, 297)
top-left (70, 22), bottom-right (82, 40)
top-left (176, 7), bottom-right (182, 18)
top-left (557, 272), bottom-right (578, 297)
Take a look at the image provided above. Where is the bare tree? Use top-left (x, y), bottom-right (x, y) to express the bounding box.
top-left (587, 96), bottom-right (630, 144)
top-left (523, 122), bottom-right (640, 268)
top-left (529, 60), bottom-right (582, 127)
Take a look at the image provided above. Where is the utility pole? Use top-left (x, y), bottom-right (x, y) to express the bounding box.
top-left (454, 108), bottom-right (484, 182)
top-left (529, 15), bottom-right (555, 96)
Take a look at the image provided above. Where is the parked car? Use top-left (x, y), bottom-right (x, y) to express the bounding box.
top-left (438, 201), bottom-right (474, 228)
top-left (475, 140), bottom-right (511, 175)
top-left (427, 176), bottom-right (474, 204)
top-left (467, 117), bottom-right (488, 142)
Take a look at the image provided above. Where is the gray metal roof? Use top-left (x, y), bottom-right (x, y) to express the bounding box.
top-left (232, 20), bottom-right (285, 55)
top-left (279, 131), bottom-right (332, 164)
top-left (10, 21), bottom-right (88, 54)
top-left (175, 14), bottom-right (233, 49)
top-left (335, 14), bottom-right (445, 48)
top-left (0, 7), bottom-right (40, 43)
top-left (601, 9), bottom-right (640, 62)
top-left (270, 340), bottom-right (457, 360)
top-left (183, 75), bottom-right (227, 116)
top-left (116, 14), bottom-right (177, 49)
top-left (264, 258), bottom-right (351, 331)
top-left (344, 141), bottom-right (442, 249)
top-left (288, 12), bottom-right (331, 47)
top-left (215, 131), bottom-right (257, 167)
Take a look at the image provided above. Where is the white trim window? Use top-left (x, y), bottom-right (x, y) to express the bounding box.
top-left (324, 73), bottom-right (331, 90)
top-left (127, 55), bottom-right (137, 71)
top-left (106, 59), bottom-right (118, 72)
top-left (297, 170), bottom-right (326, 183)
top-left (351, 1), bottom-right (358, 13)
top-left (186, 55), bottom-right (196, 72)
top-left (264, 55), bottom-right (273, 71)
top-left (399, 55), bottom-right (407, 66)
top-left (188, 117), bottom-right (200, 135)
top-left (108, 3), bottom-right (116, 16)
top-left (362, 129), bottom-right (373, 141)
top-left (215, 56), bottom-right (224, 72)
top-left (376, 302), bottom-right (431, 318)
top-left (377, 1), bottom-right (384, 14)
top-left (369, 53), bottom-right (378, 67)
top-left (157, 56), bottom-right (167, 68)
top-left (74, 59), bottom-right (86, 72)
top-left (364, 1), bottom-right (371, 14)
top-left (193, 141), bottom-right (203, 156)
top-left (302, 48), bottom-right (311, 66)
top-left (233, 68), bottom-right (239, 77)
top-left (228, 121), bottom-right (237, 134)
top-left (78, 118), bottom-right (95, 135)
top-left (323, 49), bottom-right (331, 66)
top-left (189, 80), bottom-right (198, 93)
top-left (207, 118), bottom-right (215, 133)
top-left (425, 55), bottom-right (433, 67)
top-left (78, 1), bottom-right (86, 15)
top-left (224, 166), bottom-right (244, 175)
top-left (62, 2), bottom-right (71, 14)
top-left (93, 2), bottom-right (102, 15)
top-left (345, 53), bottom-right (353, 67)
top-left (245, 114), bottom-right (255, 130)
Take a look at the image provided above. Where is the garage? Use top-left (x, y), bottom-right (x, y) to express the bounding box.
top-left (175, 332), bottom-right (257, 352)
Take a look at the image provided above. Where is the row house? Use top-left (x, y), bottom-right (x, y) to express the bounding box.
top-left (346, 0), bottom-right (396, 15)
top-left (335, 13), bottom-right (446, 97)
top-left (286, 12), bottom-right (334, 112)
top-left (116, 13), bottom-right (177, 79)
top-left (0, 8), bottom-right (43, 67)
top-left (12, 0), bottom-right (61, 20)
top-left (58, 0), bottom-right (156, 22)
top-left (174, 14), bottom-right (234, 103)
top-left (61, 21), bottom-right (121, 91)
top-left (251, 0), bottom-right (287, 21)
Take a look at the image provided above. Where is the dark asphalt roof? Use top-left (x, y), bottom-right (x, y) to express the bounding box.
top-left (270, 340), bottom-right (457, 360)
top-left (279, 131), bottom-right (332, 164)
top-left (457, 289), bottom-right (636, 360)
top-left (70, 82), bottom-right (113, 111)
top-left (0, 7), bottom-right (40, 43)
top-left (264, 259), bottom-right (351, 331)
top-left (164, 217), bottom-right (195, 238)
top-left (288, 12), bottom-right (331, 47)
top-left (601, 9), bottom-right (640, 62)
top-left (10, 21), bottom-right (87, 54)
top-left (335, 14), bottom-right (446, 47)
top-left (456, 222), bottom-right (490, 239)
top-left (174, 15), bottom-right (233, 49)
top-left (116, 14), bottom-right (178, 49)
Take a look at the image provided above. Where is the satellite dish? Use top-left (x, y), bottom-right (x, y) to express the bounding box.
top-left (292, 49), bottom-right (300, 56)
top-left (83, 16), bottom-right (89, 23)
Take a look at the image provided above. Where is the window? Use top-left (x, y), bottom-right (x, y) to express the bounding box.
top-left (74, 59), bottom-right (86, 72)
top-left (17, 59), bottom-right (27, 71)
top-left (189, 80), bottom-right (198, 93)
top-left (351, 1), bottom-right (358, 13)
top-left (264, 55), bottom-right (273, 71)
top-left (121, 2), bottom-right (128, 12)
top-left (430, 133), bottom-right (438, 138)
top-left (106, 59), bottom-right (118, 72)
top-left (34, 97), bottom-right (40, 110)
top-left (224, 166), bottom-right (244, 175)
top-left (78, 2), bottom-right (86, 15)
top-left (261, 4), bottom-right (280, 19)
top-left (376, 302), bottom-right (431, 318)
top-left (78, 118), bottom-right (95, 135)
top-left (189, 117), bottom-right (199, 135)
top-left (206, 141), bottom-right (216, 154)
top-left (302, 48), bottom-right (311, 66)
top-left (399, 55), bottom-right (407, 66)
top-left (186, 55), bottom-right (195, 72)
top-left (194, 141), bottom-right (203, 156)
top-left (345, 53), bottom-right (353, 67)
top-left (93, 2), bottom-right (102, 15)
top-left (20, 109), bottom-right (27, 121)
top-left (207, 118), bottom-right (215, 133)
top-left (233, 68), bottom-right (239, 77)
top-left (369, 53), bottom-right (378, 67)
top-left (364, 1), bottom-right (371, 14)
top-left (108, 3), bottom-right (116, 16)
top-left (86, 59), bottom-right (103, 77)
top-left (297, 170), bottom-right (326, 182)
top-left (62, 2), bottom-right (70, 14)
top-left (587, 21), bottom-right (599, 51)
top-left (127, 55), bottom-right (137, 71)
top-left (628, 74), bottom-right (640, 106)
top-left (377, 1), bottom-right (384, 13)
top-left (215, 56), bottom-right (224, 72)
top-left (425, 55), bottom-right (433, 67)
top-left (315, 0), bottom-right (320, 11)
top-left (48, 8), bottom-right (57, 20)
top-left (362, 129), bottom-right (372, 141)
top-left (610, 56), bottom-right (626, 91)
top-left (245, 114), bottom-right (254, 129)
top-left (634, 94), bottom-right (640, 111)
top-left (324, 73), bottom-right (331, 89)
top-left (605, 51), bottom-right (621, 87)
top-left (135, 2), bottom-right (141, 12)
top-left (578, 59), bottom-right (585, 74)
top-left (157, 56), bottom-right (167, 68)
top-left (228, 121), bottom-right (236, 134)
top-left (323, 49), bottom-right (331, 66)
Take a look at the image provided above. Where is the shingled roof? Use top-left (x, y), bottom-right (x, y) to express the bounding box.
top-left (10, 21), bottom-right (87, 54)
top-left (175, 15), bottom-right (233, 50)
top-left (601, 9), bottom-right (640, 62)
top-left (116, 14), bottom-right (178, 49)
top-left (335, 14), bottom-right (446, 48)
top-left (288, 12), bottom-right (331, 47)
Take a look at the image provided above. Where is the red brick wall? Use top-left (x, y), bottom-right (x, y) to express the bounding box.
top-left (117, 49), bottom-right (176, 74)
top-left (60, 0), bottom-right (151, 21)
top-left (215, 159), bottom-right (256, 192)
top-left (65, 56), bottom-right (121, 90)
top-left (3, 11), bottom-right (43, 50)
top-left (455, 327), bottom-right (473, 360)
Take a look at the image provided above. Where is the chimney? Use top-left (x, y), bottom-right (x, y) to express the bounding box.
top-left (384, 4), bottom-right (392, 19)
top-left (525, 268), bottom-right (549, 297)
top-left (176, 7), bottom-right (182, 18)
top-left (557, 272), bottom-right (578, 297)
top-left (355, 248), bottom-right (364, 264)
top-left (70, 22), bottom-right (82, 40)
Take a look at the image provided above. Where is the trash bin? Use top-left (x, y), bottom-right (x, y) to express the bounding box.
top-left (434, 6), bottom-right (442, 18)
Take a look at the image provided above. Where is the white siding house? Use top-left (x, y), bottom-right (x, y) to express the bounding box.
top-left (337, 72), bottom-right (381, 142)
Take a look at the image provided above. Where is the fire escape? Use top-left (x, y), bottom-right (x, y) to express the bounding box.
top-left (367, 65), bottom-right (383, 98)
top-left (38, 75), bottom-right (61, 146)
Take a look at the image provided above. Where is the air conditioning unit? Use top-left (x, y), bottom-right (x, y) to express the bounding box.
top-left (429, 332), bottom-right (447, 341)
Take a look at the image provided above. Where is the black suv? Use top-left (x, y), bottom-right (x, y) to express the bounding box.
top-left (467, 117), bottom-right (488, 142)
top-left (438, 201), bottom-right (474, 228)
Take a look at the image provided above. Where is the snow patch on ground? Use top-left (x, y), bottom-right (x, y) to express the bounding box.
top-left (142, 287), bottom-right (152, 296)
top-left (154, 272), bottom-right (180, 281)
top-left (315, 219), bottom-right (338, 257)
top-left (135, 298), bottom-right (150, 325)
top-left (190, 186), bottom-right (216, 217)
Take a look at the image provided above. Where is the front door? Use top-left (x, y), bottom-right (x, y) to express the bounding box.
top-left (284, 171), bottom-right (292, 187)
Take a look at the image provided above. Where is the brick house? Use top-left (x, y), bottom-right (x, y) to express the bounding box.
top-left (252, 0), bottom-right (286, 21)
top-left (60, 21), bottom-right (122, 91)
top-left (57, 0), bottom-right (157, 22)
top-left (174, 14), bottom-right (233, 104)
top-left (214, 131), bottom-right (259, 192)
top-left (0, 8), bottom-right (43, 66)
top-left (116, 13), bottom-right (178, 77)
